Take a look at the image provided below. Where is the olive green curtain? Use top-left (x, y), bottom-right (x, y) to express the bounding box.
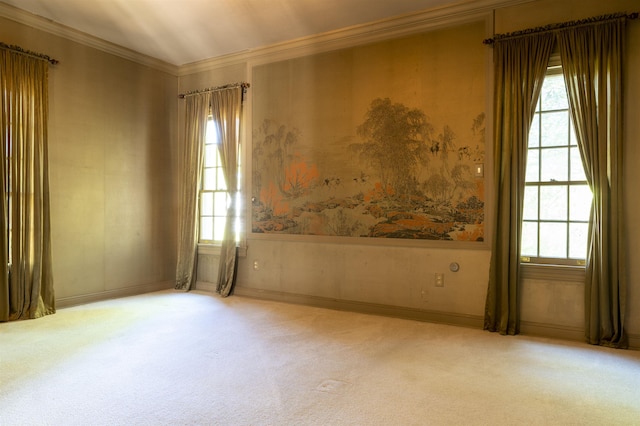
top-left (557, 18), bottom-right (627, 348)
top-left (175, 93), bottom-right (210, 291)
top-left (0, 49), bottom-right (54, 321)
top-left (483, 34), bottom-right (554, 334)
top-left (211, 87), bottom-right (242, 297)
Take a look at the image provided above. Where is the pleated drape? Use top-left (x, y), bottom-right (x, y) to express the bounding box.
top-left (0, 50), bottom-right (54, 321)
top-left (483, 34), bottom-right (554, 335)
top-left (175, 94), bottom-right (210, 291)
top-left (557, 19), bottom-right (627, 348)
top-left (211, 87), bottom-right (242, 297)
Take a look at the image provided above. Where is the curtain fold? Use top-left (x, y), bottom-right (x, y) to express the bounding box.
top-left (483, 34), bottom-right (554, 334)
top-left (211, 87), bottom-right (242, 297)
top-left (0, 50), bottom-right (54, 321)
top-left (557, 19), bottom-right (627, 348)
top-left (175, 94), bottom-right (210, 291)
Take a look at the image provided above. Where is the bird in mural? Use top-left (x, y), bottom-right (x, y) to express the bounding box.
top-left (353, 172), bottom-right (369, 184)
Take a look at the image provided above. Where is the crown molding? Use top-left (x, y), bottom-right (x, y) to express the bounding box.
top-left (178, 0), bottom-right (534, 76)
top-left (0, 1), bottom-right (179, 75)
top-left (0, 0), bottom-right (535, 77)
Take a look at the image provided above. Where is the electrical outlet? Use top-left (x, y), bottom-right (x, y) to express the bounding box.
top-left (253, 260), bottom-right (259, 271)
top-left (435, 273), bottom-right (444, 287)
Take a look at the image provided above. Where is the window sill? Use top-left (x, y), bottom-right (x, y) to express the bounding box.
top-left (520, 263), bottom-right (585, 283)
top-left (198, 243), bottom-right (247, 258)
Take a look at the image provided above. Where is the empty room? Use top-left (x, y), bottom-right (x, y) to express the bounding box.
top-left (1, 0), bottom-right (639, 424)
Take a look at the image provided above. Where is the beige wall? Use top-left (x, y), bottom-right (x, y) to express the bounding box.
top-left (0, 16), bottom-right (179, 305)
top-left (2, 0), bottom-right (637, 346)
top-left (191, 0), bottom-right (640, 346)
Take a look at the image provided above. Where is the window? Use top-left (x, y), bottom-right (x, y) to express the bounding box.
top-left (521, 66), bottom-right (592, 266)
top-left (199, 118), bottom-right (242, 244)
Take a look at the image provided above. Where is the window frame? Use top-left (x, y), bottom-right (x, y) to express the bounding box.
top-left (197, 116), bottom-right (246, 255)
top-left (520, 61), bottom-right (591, 269)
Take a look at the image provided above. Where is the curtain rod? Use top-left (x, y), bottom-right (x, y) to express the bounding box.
top-left (483, 11), bottom-right (638, 45)
top-left (179, 82), bottom-right (250, 99)
top-left (0, 41), bottom-right (59, 64)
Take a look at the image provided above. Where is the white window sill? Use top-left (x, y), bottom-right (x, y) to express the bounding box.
top-left (198, 243), bottom-right (247, 257)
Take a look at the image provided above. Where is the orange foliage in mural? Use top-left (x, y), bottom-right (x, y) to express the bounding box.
top-left (363, 182), bottom-right (395, 202)
top-left (455, 223), bottom-right (484, 242)
top-left (260, 182), bottom-right (290, 216)
top-left (283, 157), bottom-right (319, 197)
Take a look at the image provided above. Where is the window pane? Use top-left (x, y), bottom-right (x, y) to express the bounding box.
top-left (204, 145), bottom-right (216, 167)
top-left (540, 111), bottom-right (569, 147)
top-left (214, 192), bottom-right (228, 216)
top-left (540, 186), bottom-right (567, 221)
top-left (234, 216), bottom-right (242, 240)
top-left (214, 147), bottom-right (222, 167)
top-left (525, 149), bottom-right (539, 182)
top-left (206, 120), bottom-right (217, 144)
top-left (541, 74), bottom-right (569, 110)
top-left (570, 120), bottom-right (578, 146)
top-left (214, 217), bottom-right (227, 241)
top-left (203, 168), bottom-right (215, 190)
top-left (217, 168), bottom-right (228, 191)
top-left (201, 192), bottom-right (213, 216)
top-left (569, 222), bottom-right (589, 259)
top-left (541, 148), bottom-right (568, 182)
top-left (569, 185), bottom-right (592, 221)
top-left (521, 221), bottom-right (538, 257)
top-left (523, 186), bottom-right (538, 220)
top-left (200, 217), bottom-right (213, 241)
top-left (528, 114), bottom-right (540, 148)
top-left (570, 147), bottom-right (587, 181)
top-left (540, 222), bottom-right (567, 258)
top-left (234, 191), bottom-right (242, 212)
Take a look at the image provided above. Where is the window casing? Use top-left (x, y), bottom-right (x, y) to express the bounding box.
top-left (199, 117), bottom-right (242, 245)
top-left (521, 65), bottom-right (592, 267)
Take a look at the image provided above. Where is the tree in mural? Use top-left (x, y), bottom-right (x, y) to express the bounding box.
top-left (351, 98), bottom-right (433, 201)
top-left (471, 112), bottom-right (485, 152)
top-left (252, 119), bottom-right (300, 201)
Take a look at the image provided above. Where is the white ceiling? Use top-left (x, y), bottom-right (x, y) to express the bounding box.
top-left (1, 0), bottom-right (466, 66)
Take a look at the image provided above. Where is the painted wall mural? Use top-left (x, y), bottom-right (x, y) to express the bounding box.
top-left (251, 21), bottom-right (486, 241)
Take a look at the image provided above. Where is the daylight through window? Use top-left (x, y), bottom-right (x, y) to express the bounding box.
top-left (199, 118), bottom-right (241, 244)
top-left (521, 67), bottom-right (592, 266)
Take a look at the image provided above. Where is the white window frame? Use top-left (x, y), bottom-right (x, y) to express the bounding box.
top-left (197, 116), bottom-right (246, 256)
top-left (520, 60), bottom-right (591, 275)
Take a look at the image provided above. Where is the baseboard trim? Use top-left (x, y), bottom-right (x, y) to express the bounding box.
top-left (629, 334), bottom-right (640, 350)
top-left (56, 281), bottom-right (174, 308)
top-left (520, 320), bottom-right (584, 343)
top-left (195, 280), bottom-right (217, 293)
top-left (233, 287), bottom-right (640, 351)
top-left (519, 322), bottom-right (640, 350)
top-left (233, 286), bottom-right (484, 329)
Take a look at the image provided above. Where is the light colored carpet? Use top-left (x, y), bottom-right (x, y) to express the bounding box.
top-left (1, 290), bottom-right (639, 425)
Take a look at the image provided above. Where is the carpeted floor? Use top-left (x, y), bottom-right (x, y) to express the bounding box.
top-left (1, 290), bottom-right (639, 425)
